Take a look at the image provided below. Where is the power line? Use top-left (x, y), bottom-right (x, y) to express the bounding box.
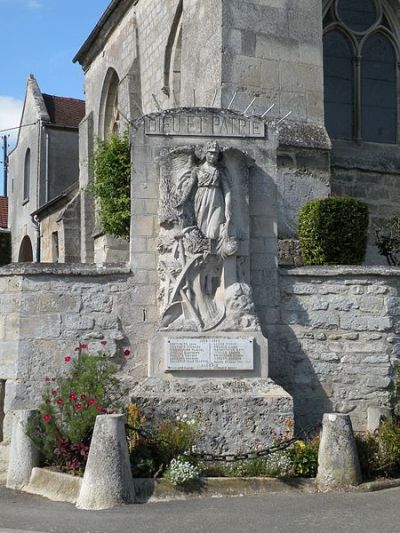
top-left (0, 121), bottom-right (38, 134)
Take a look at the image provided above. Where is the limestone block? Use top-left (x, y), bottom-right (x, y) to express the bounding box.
top-left (6, 410), bottom-right (39, 490)
top-left (367, 406), bottom-right (392, 432)
top-left (132, 378), bottom-right (293, 455)
top-left (76, 415), bottom-right (135, 510)
top-left (316, 413), bottom-right (361, 492)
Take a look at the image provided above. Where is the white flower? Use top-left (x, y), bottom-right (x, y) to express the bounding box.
top-left (165, 457), bottom-right (200, 486)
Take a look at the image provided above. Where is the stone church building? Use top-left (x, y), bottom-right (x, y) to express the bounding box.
top-left (2, 0), bottom-right (400, 470)
top-left (72, 0), bottom-right (400, 266)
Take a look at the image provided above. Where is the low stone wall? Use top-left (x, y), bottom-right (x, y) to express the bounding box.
top-left (272, 266), bottom-right (400, 432)
top-left (1, 264), bottom-right (400, 441)
top-left (0, 264), bottom-right (139, 440)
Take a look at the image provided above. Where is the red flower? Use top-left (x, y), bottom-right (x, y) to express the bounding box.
top-left (80, 343), bottom-right (88, 350)
top-left (56, 398), bottom-right (63, 406)
top-left (80, 394), bottom-right (87, 400)
top-left (75, 403), bottom-right (83, 411)
top-left (64, 356), bottom-right (71, 363)
top-left (96, 405), bottom-right (107, 413)
top-left (123, 349), bottom-right (131, 357)
top-left (100, 340), bottom-right (107, 346)
top-left (88, 398), bottom-right (96, 406)
top-left (51, 390), bottom-right (57, 396)
top-left (69, 392), bottom-right (77, 401)
top-left (43, 414), bottom-right (52, 423)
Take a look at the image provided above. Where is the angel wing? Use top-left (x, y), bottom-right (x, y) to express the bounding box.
top-left (159, 148), bottom-right (196, 226)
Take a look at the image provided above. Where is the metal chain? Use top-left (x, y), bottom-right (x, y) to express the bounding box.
top-left (127, 423), bottom-right (319, 464)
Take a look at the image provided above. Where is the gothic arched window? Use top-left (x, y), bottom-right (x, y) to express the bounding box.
top-left (323, 0), bottom-right (398, 144)
top-left (99, 69), bottom-right (120, 140)
top-left (23, 148), bottom-right (31, 203)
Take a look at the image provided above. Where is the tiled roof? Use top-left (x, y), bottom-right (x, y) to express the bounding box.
top-left (42, 94), bottom-right (85, 128)
top-left (0, 196), bottom-right (8, 228)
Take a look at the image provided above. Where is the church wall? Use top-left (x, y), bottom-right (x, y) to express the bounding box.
top-left (330, 141), bottom-right (400, 265)
top-left (8, 90), bottom-right (42, 263)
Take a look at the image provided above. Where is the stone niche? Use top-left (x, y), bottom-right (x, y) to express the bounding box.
top-left (130, 108), bottom-right (293, 454)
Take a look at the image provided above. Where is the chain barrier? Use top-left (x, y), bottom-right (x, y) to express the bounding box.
top-left (128, 422), bottom-right (320, 464)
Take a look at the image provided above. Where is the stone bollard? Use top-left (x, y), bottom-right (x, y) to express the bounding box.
top-left (76, 414), bottom-right (135, 510)
top-left (317, 413), bottom-right (361, 492)
top-left (6, 410), bottom-right (39, 490)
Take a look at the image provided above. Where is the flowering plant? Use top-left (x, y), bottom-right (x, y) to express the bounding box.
top-left (28, 344), bottom-right (127, 474)
top-left (164, 457), bottom-right (200, 486)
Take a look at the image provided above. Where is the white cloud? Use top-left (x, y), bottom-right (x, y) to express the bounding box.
top-left (0, 96), bottom-right (24, 146)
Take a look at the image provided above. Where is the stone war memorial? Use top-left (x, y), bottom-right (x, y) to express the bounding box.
top-left (2, 0), bottom-right (400, 493)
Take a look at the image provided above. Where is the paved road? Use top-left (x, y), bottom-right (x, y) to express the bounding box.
top-left (1, 485), bottom-right (400, 533)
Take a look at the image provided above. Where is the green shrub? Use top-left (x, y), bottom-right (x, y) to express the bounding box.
top-left (375, 215), bottom-right (400, 266)
top-left (356, 418), bottom-right (400, 480)
top-left (127, 405), bottom-right (200, 478)
top-left (91, 132), bottom-right (131, 240)
top-left (290, 437), bottom-right (319, 478)
top-left (298, 197), bottom-right (369, 265)
top-left (28, 346), bottom-right (126, 474)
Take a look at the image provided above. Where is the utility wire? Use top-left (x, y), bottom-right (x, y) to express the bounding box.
top-left (0, 121), bottom-right (38, 134)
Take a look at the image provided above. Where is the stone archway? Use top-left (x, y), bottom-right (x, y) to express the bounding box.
top-left (18, 235), bottom-right (33, 262)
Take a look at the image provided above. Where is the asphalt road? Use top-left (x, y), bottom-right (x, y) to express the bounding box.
top-left (1, 485), bottom-right (400, 533)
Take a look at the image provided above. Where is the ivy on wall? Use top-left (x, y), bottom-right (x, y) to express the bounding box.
top-left (91, 133), bottom-right (131, 240)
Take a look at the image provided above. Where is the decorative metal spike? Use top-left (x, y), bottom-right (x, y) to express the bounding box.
top-left (211, 88), bottom-right (218, 107)
top-left (152, 94), bottom-right (162, 111)
top-left (243, 97), bottom-right (257, 116)
top-left (227, 90), bottom-right (238, 110)
top-left (193, 89), bottom-right (196, 107)
top-left (275, 111), bottom-right (292, 126)
top-left (261, 103), bottom-right (275, 118)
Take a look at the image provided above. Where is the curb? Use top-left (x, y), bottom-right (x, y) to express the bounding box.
top-left (19, 468), bottom-right (400, 504)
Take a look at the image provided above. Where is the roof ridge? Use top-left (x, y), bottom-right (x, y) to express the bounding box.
top-left (42, 93), bottom-right (85, 103)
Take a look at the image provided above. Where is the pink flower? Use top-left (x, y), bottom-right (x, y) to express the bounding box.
top-left (56, 398), bottom-right (63, 406)
top-left (123, 349), bottom-right (131, 357)
top-left (43, 414), bottom-right (52, 423)
top-left (100, 340), bottom-right (107, 346)
top-left (88, 398), bottom-right (96, 406)
top-left (75, 403), bottom-right (83, 411)
top-left (69, 392), bottom-right (77, 401)
top-left (64, 356), bottom-right (71, 363)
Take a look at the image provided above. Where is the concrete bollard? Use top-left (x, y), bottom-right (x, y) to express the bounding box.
top-left (76, 414), bottom-right (135, 510)
top-left (317, 413), bottom-right (361, 492)
top-left (6, 410), bottom-right (40, 490)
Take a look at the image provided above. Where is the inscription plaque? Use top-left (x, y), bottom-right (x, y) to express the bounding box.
top-left (166, 337), bottom-right (254, 371)
top-left (145, 114), bottom-right (265, 138)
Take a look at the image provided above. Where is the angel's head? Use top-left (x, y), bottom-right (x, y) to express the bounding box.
top-left (205, 141), bottom-right (221, 166)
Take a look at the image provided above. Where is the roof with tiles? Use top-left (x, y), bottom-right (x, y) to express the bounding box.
top-left (42, 94), bottom-right (85, 129)
top-left (0, 197), bottom-right (8, 228)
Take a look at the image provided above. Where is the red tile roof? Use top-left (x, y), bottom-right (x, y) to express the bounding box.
top-left (42, 94), bottom-right (85, 128)
top-left (0, 197), bottom-right (8, 228)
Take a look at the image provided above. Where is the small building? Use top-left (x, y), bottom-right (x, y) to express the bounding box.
top-left (8, 75), bottom-right (84, 263)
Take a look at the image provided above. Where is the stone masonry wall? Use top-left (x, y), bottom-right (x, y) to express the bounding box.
top-left (272, 267), bottom-right (400, 433)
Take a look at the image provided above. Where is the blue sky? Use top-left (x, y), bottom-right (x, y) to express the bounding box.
top-left (0, 0), bottom-right (110, 143)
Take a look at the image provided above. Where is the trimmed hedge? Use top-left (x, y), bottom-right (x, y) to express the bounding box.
top-left (298, 197), bottom-right (369, 265)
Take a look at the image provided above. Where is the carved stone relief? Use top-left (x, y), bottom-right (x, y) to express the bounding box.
top-left (158, 142), bottom-right (259, 332)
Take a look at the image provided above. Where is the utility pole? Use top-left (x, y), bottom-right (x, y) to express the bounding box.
top-left (2, 135), bottom-right (8, 197)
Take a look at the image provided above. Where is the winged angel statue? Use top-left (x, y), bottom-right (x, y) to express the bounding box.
top-left (158, 141), bottom-right (257, 332)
